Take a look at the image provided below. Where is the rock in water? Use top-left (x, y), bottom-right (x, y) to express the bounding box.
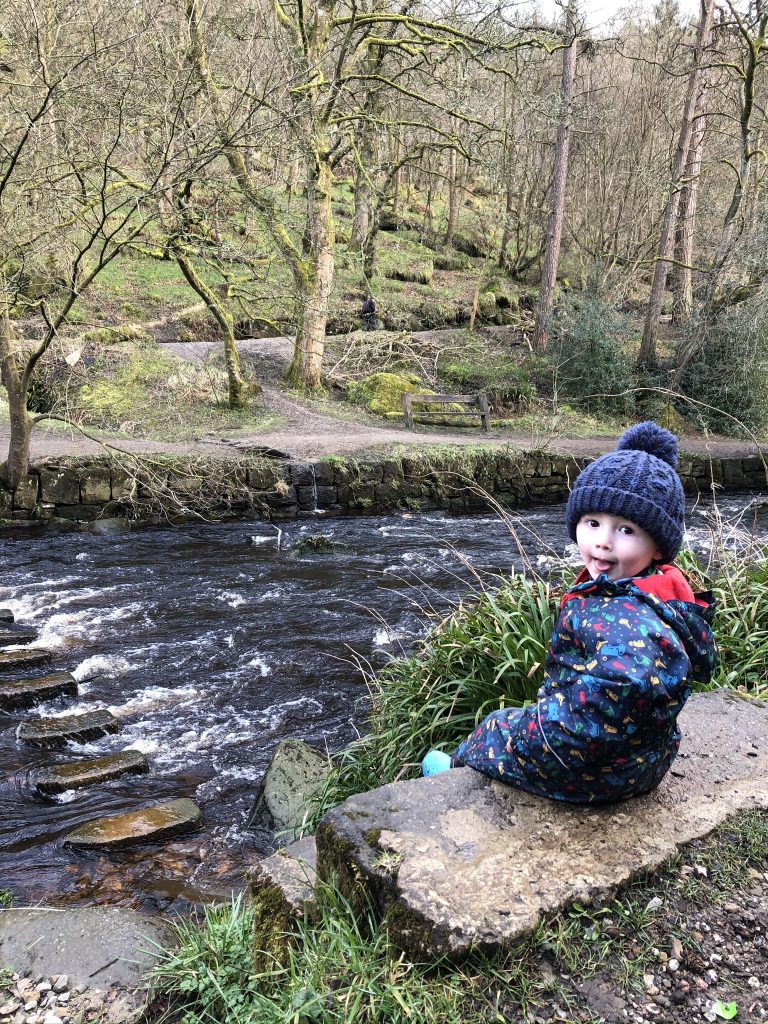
top-left (63, 798), bottom-right (202, 849)
top-left (32, 750), bottom-right (150, 795)
top-left (0, 672), bottom-right (77, 711)
top-left (248, 739), bottom-right (330, 835)
top-left (0, 649), bottom-right (52, 672)
top-left (0, 608), bottom-right (14, 622)
top-left (17, 709), bottom-right (119, 747)
top-left (0, 625), bottom-right (36, 646)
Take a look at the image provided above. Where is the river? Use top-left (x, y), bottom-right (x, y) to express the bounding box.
top-left (1, 494), bottom-right (766, 912)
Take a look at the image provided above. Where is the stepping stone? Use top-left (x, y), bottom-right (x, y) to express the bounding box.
top-left (0, 608), bottom-right (13, 622)
top-left (17, 709), bottom-right (119, 747)
top-left (32, 750), bottom-right (150, 795)
top-left (0, 649), bottom-right (52, 673)
top-left (63, 798), bottom-right (202, 850)
top-left (0, 625), bottom-right (37, 646)
top-left (0, 672), bottom-right (77, 711)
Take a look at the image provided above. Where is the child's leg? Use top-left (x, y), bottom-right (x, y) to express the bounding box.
top-left (452, 707), bottom-right (525, 776)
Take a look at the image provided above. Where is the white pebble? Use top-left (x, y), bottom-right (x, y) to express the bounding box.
top-left (748, 977), bottom-right (761, 989)
top-left (668, 959), bottom-right (680, 971)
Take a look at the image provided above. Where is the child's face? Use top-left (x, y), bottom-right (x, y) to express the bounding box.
top-left (576, 512), bottom-right (663, 581)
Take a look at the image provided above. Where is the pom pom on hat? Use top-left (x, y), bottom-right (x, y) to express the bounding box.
top-left (565, 420), bottom-right (685, 563)
top-left (616, 421), bottom-right (678, 468)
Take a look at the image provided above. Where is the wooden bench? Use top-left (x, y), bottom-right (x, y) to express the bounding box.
top-left (402, 392), bottom-right (491, 431)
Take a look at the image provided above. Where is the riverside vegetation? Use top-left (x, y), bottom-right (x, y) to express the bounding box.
top-left (145, 522), bottom-right (768, 1024)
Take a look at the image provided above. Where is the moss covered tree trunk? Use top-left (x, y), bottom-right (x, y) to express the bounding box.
top-left (288, 154), bottom-right (335, 388)
top-left (0, 300), bottom-right (31, 489)
top-left (174, 253), bottom-right (252, 408)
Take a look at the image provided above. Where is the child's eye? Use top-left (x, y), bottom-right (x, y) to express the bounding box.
top-left (586, 519), bottom-right (600, 528)
top-left (618, 525), bottom-right (634, 535)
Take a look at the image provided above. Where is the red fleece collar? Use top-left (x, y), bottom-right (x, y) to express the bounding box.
top-left (562, 564), bottom-right (705, 608)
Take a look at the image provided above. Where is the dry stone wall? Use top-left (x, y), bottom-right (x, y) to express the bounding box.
top-left (0, 450), bottom-right (765, 524)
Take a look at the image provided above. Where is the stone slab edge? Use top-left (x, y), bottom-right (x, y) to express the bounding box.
top-left (0, 907), bottom-right (173, 991)
top-left (315, 690), bottom-right (768, 959)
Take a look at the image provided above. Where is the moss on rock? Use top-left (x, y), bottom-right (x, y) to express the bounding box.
top-left (348, 372), bottom-right (432, 419)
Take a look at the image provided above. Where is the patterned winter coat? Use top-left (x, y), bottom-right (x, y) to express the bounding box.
top-left (452, 565), bottom-right (717, 804)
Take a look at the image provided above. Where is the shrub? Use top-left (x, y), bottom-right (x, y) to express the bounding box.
top-left (547, 296), bottom-right (637, 416)
top-left (83, 324), bottom-right (153, 345)
top-left (676, 299), bottom-right (768, 437)
top-left (438, 355), bottom-right (535, 411)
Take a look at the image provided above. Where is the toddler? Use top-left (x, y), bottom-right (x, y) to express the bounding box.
top-left (422, 421), bottom-right (717, 804)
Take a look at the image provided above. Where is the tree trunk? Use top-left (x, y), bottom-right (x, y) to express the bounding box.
top-left (532, 2), bottom-right (578, 355)
top-left (349, 165), bottom-right (371, 254)
top-left (288, 155), bottom-right (335, 389)
top-left (349, 123), bottom-right (374, 254)
top-left (0, 301), bottom-right (31, 489)
top-left (444, 147), bottom-right (460, 249)
top-left (671, 78), bottom-right (708, 325)
top-left (174, 252), bottom-right (251, 408)
top-left (498, 172), bottom-right (517, 270)
top-left (673, 7), bottom-right (767, 382)
top-left (639, 0), bottom-right (714, 368)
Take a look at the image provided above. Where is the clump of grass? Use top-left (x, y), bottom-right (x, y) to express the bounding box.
top-left (148, 884), bottom-right (469, 1024)
top-left (147, 893), bottom-right (260, 1024)
top-left (307, 568), bottom-right (559, 825)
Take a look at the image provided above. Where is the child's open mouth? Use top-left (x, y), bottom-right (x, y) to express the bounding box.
top-left (594, 558), bottom-right (615, 573)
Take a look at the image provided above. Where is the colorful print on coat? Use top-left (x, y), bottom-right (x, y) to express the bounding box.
top-left (452, 566), bottom-right (717, 804)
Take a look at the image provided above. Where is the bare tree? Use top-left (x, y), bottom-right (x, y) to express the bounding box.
top-left (638, 0), bottom-right (715, 369)
top-left (0, 0), bottom-right (160, 487)
top-left (533, 0), bottom-right (579, 355)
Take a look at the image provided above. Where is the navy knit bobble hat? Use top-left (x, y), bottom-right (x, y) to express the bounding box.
top-left (565, 421), bottom-right (685, 563)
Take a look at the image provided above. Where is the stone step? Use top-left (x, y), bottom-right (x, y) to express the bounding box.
top-left (63, 798), bottom-right (202, 850)
top-left (0, 672), bottom-right (78, 711)
top-left (17, 709), bottom-right (120, 747)
top-left (0, 608), bottom-right (14, 622)
top-left (32, 749), bottom-right (150, 795)
top-left (0, 649), bottom-right (52, 673)
top-left (0, 625), bottom-right (37, 647)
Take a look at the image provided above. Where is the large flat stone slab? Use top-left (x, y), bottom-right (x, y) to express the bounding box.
top-left (32, 750), bottom-right (150, 795)
top-left (0, 671), bottom-right (77, 711)
top-left (0, 648), bottom-right (52, 672)
top-left (0, 907), bottom-right (172, 990)
top-left (0, 625), bottom-right (37, 646)
top-left (17, 709), bottom-right (119, 747)
top-left (63, 797), bottom-right (202, 849)
top-left (315, 690), bottom-right (768, 959)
